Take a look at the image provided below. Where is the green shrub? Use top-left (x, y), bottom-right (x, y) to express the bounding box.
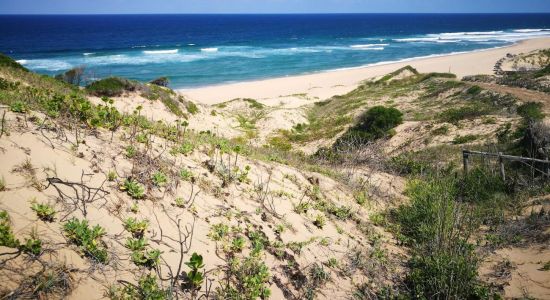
top-left (452, 134), bottom-right (479, 145)
top-left (125, 145), bottom-right (137, 158)
top-left (0, 53), bottom-right (28, 71)
top-left (208, 223), bottom-right (229, 241)
top-left (122, 179), bottom-right (145, 199)
top-left (125, 237), bottom-right (148, 251)
top-left (31, 203), bottom-right (56, 222)
top-left (179, 168), bottom-right (194, 181)
top-left (218, 255), bottom-right (271, 299)
top-left (85, 77), bottom-right (138, 97)
top-left (461, 167), bottom-right (507, 204)
top-left (123, 217), bottom-right (149, 238)
top-left (439, 104), bottom-right (491, 124)
top-left (231, 236), bottom-right (246, 252)
top-left (313, 214), bottom-right (326, 229)
top-left (517, 102), bottom-right (545, 122)
top-left (185, 253), bottom-right (205, 289)
top-left (63, 218), bottom-right (108, 263)
top-left (151, 171), bottom-right (168, 187)
top-left (131, 249), bottom-right (161, 268)
top-left (20, 235), bottom-right (42, 256)
top-left (108, 274), bottom-right (168, 300)
top-left (0, 211), bottom-right (20, 248)
top-left (407, 244), bottom-right (482, 299)
top-left (336, 106), bottom-right (403, 147)
top-left (10, 100), bottom-right (27, 113)
top-left (186, 102), bottom-right (199, 114)
top-left (466, 85), bottom-right (482, 95)
top-left (392, 177), bottom-right (486, 299)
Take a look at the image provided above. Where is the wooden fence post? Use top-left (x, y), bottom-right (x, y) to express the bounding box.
top-left (463, 150), bottom-right (469, 176)
top-left (498, 152), bottom-right (506, 181)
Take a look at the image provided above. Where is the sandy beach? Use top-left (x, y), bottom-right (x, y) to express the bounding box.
top-left (180, 37), bottom-right (550, 105)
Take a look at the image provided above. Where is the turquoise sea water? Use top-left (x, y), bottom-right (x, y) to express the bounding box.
top-left (1, 14), bottom-right (549, 88)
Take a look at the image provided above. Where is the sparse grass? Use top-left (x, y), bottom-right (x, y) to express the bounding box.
top-left (0, 176), bottom-right (5, 191)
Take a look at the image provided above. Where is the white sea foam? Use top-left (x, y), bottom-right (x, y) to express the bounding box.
top-left (143, 49), bottom-right (178, 54)
top-left (83, 52), bottom-right (95, 56)
top-left (394, 29), bottom-right (550, 44)
top-left (16, 59), bottom-right (72, 70)
top-left (350, 43), bottom-right (389, 49)
top-left (513, 29), bottom-right (549, 33)
top-left (187, 43), bottom-right (196, 46)
top-left (201, 47), bottom-right (218, 52)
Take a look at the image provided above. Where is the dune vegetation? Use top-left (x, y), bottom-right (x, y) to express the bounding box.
top-left (0, 48), bottom-right (549, 299)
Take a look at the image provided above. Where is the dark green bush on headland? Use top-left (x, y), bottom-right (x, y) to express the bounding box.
top-left (85, 77), bottom-right (139, 97)
top-left (335, 106), bottom-right (403, 147)
top-left (517, 102), bottom-right (545, 122)
top-left (0, 53), bottom-right (28, 72)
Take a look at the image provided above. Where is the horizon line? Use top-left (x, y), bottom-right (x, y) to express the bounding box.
top-left (1, 12), bottom-right (550, 15)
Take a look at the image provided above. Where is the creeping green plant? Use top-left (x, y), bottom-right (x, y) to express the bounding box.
top-left (31, 203), bottom-right (56, 222)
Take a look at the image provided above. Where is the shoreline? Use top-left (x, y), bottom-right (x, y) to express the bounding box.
top-left (179, 37), bottom-right (550, 105)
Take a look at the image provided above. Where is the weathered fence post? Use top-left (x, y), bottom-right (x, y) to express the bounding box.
top-left (498, 152), bottom-right (506, 181)
top-left (463, 150), bottom-right (469, 176)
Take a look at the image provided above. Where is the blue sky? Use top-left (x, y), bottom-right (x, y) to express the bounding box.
top-left (1, 0), bottom-right (549, 14)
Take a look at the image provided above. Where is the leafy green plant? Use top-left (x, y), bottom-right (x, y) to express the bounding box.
top-left (31, 203), bottom-right (56, 222)
top-left (185, 252), bottom-right (205, 289)
top-left (63, 218), bottom-right (108, 263)
top-left (231, 236), bottom-right (246, 252)
top-left (107, 171), bottom-right (117, 181)
top-left (122, 179), bottom-right (145, 199)
top-left (172, 142), bottom-right (194, 156)
top-left (179, 168), bottom-right (194, 181)
top-left (174, 197), bottom-right (185, 208)
top-left (108, 274), bottom-right (168, 300)
top-left (125, 145), bottom-right (137, 158)
top-left (208, 223), bottom-right (229, 241)
top-left (218, 255), bottom-right (271, 299)
top-left (313, 214), bottom-right (326, 229)
top-left (123, 217), bottom-right (149, 238)
top-left (131, 249), bottom-right (162, 268)
top-left (21, 235), bottom-right (42, 256)
top-left (151, 171), bottom-right (168, 187)
top-left (10, 100), bottom-right (27, 113)
top-left (125, 237), bottom-right (148, 251)
top-left (0, 211), bottom-right (20, 248)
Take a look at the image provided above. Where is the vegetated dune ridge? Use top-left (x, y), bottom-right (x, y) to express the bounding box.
top-left (0, 44), bottom-right (549, 300)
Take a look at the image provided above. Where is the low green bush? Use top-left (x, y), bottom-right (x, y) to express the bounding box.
top-left (63, 218), bottom-right (108, 263)
top-left (0, 53), bottom-right (28, 71)
top-left (86, 77), bottom-right (138, 97)
top-left (123, 217), bottom-right (149, 238)
top-left (335, 106), bottom-right (403, 147)
top-left (122, 179), bottom-right (145, 199)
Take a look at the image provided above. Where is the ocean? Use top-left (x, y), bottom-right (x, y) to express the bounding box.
top-left (1, 14), bottom-right (549, 88)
